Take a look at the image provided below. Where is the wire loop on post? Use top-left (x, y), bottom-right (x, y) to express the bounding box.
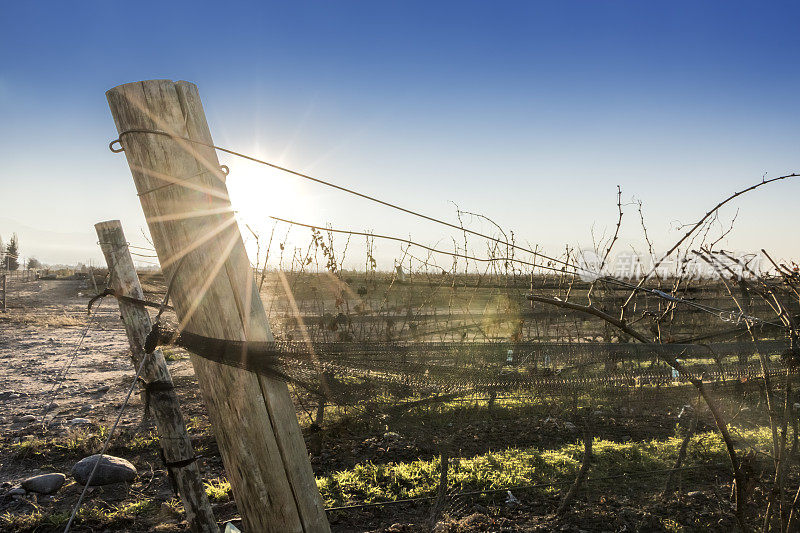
top-left (109, 139), bottom-right (124, 153)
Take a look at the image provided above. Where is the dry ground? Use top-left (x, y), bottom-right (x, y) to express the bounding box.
top-left (0, 278), bottom-right (228, 531)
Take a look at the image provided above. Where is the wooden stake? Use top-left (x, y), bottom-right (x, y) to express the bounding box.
top-left (89, 266), bottom-right (99, 294)
top-left (95, 220), bottom-right (217, 533)
top-left (428, 452), bottom-right (449, 528)
top-left (556, 417), bottom-right (593, 517)
top-left (106, 80), bottom-right (330, 533)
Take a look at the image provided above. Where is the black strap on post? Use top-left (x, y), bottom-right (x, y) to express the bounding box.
top-left (158, 446), bottom-right (201, 497)
top-left (144, 323), bottom-right (325, 396)
top-left (137, 378), bottom-right (175, 419)
top-left (165, 455), bottom-right (201, 469)
top-left (139, 379), bottom-right (175, 393)
top-left (88, 288), bottom-right (174, 316)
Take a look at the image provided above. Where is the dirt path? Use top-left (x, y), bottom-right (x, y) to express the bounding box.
top-left (0, 278), bottom-right (196, 482)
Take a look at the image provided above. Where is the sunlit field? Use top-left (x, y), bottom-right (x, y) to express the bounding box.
top-left (3, 3), bottom-right (800, 533)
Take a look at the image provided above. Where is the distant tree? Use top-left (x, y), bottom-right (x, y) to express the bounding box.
top-left (5, 234), bottom-right (19, 271)
top-left (26, 257), bottom-right (41, 270)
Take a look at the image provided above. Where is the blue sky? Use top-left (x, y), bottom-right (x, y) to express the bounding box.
top-left (1, 1), bottom-right (798, 267)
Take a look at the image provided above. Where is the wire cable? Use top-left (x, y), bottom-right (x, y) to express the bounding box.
top-left (40, 301), bottom-right (104, 426)
top-left (270, 216), bottom-right (571, 275)
top-left (111, 130), bottom-right (783, 331)
top-left (63, 353), bottom-right (149, 533)
top-left (111, 129), bottom-right (578, 271)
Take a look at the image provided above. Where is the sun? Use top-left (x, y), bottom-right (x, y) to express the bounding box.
top-left (225, 159), bottom-right (314, 236)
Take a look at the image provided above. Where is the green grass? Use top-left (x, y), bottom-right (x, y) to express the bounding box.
top-left (0, 500), bottom-right (158, 531)
top-left (316, 426), bottom-right (773, 507)
top-left (204, 478), bottom-right (232, 502)
top-left (0, 511), bottom-right (71, 531)
top-left (162, 348), bottom-right (187, 362)
top-left (7, 428), bottom-right (105, 460)
top-left (76, 499), bottom-right (158, 523)
top-left (7, 426), bottom-right (160, 462)
top-left (191, 425), bottom-right (774, 509)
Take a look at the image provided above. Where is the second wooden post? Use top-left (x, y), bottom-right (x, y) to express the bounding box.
top-left (96, 220), bottom-right (217, 533)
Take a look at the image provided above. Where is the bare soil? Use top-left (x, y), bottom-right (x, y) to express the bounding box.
top-left (0, 278), bottom-right (221, 531)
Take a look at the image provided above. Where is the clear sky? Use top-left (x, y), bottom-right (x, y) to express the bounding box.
top-left (1, 1), bottom-right (798, 269)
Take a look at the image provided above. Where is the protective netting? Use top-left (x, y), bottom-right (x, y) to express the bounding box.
top-left (148, 325), bottom-right (790, 403)
top-left (136, 251), bottom-right (800, 529)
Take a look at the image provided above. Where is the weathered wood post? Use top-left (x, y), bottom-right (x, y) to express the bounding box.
top-left (95, 220), bottom-right (217, 533)
top-left (88, 266), bottom-right (99, 294)
top-left (106, 80), bottom-right (330, 533)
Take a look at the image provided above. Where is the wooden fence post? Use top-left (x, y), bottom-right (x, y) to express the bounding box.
top-left (106, 79), bottom-right (330, 533)
top-left (89, 266), bottom-right (99, 294)
top-left (1, 273), bottom-right (6, 311)
top-left (95, 220), bottom-right (218, 533)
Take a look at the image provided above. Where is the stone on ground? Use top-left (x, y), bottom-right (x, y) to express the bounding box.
top-left (22, 473), bottom-right (66, 494)
top-left (71, 454), bottom-right (137, 486)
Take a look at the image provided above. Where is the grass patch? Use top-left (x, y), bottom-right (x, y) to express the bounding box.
top-left (75, 499), bottom-right (158, 526)
top-left (108, 429), bottom-right (161, 455)
top-left (162, 348), bottom-right (187, 362)
top-left (316, 426), bottom-right (774, 507)
top-left (6, 426), bottom-right (160, 463)
top-left (0, 511), bottom-right (71, 531)
top-left (205, 478), bottom-right (232, 502)
top-left (6, 428), bottom-right (106, 461)
top-left (0, 500), bottom-right (158, 532)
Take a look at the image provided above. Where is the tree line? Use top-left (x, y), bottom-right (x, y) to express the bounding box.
top-left (0, 233), bottom-right (40, 271)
